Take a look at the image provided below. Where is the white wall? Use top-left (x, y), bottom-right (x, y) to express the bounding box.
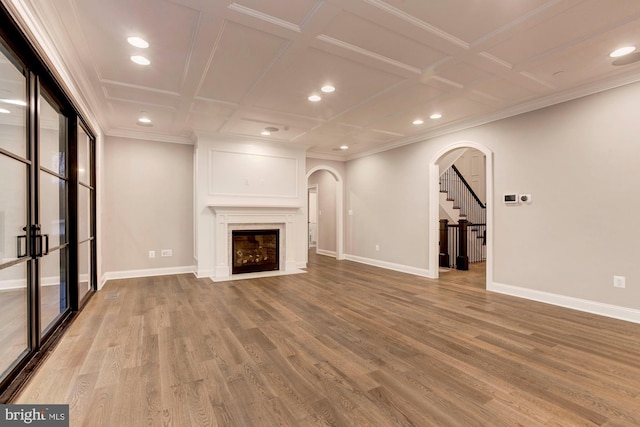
top-left (345, 80), bottom-right (640, 315)
top-left (102, 136), bottom-right (194, 276)
top-left (347, 143), bottom-right (430, 271)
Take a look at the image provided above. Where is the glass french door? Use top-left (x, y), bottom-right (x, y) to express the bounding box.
top-left (0, 43), bottom-right (30, 382)
top-left (0, 41), bottom-right (69, 383)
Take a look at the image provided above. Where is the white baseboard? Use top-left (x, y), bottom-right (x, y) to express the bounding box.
top-left (316, 249), bottom-right (337, 258)
top-left (489, 282), bottom-right (640, 324)
top-left (103, 266), bottom-right (195, 283)
top-left (195, 269), bottom-right (215, 279)
top-left (345, 254), bottom-right (431, 278)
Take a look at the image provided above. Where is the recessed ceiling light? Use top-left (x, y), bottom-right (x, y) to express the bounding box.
top-left (0, 108), bottom-right (10, 114)
top-left (0, 98), bottom-right (26, 106)
top-left (265, 126), bottom-right (279, 132)
top-left (430, 113), bottom-right (442, 119)
top-left (137, 116), bottom-right (153, 126)
top-left (308, 94), bottom-right (321, 102)
top-left (412, 119), bottom-right (424, 125)
top-left (131, 55), bottom-right (150, 65)
top-left (340, 145), bottom-right (349, 150)
top-left (321, 85), bottom-right (335, 93)
top-left (261, 131), bottom-right (271, 136)
top-left (610, 46), bottom-right (636, 58)
top-left (127, 36), bottom-right (149, 48)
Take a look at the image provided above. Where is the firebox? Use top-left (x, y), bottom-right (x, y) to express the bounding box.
top-left (231, 229), bottom-right (279, 274)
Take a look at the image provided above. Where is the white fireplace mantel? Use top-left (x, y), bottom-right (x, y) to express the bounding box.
top-left (208, 204), bottom-right (303, 281)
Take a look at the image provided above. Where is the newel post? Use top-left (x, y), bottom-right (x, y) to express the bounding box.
top-left (456, 219), bottom-right (469, 270)
top-left (439, 219), bottom-right (449, 267)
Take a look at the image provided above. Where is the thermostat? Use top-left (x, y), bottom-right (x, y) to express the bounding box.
top-left (504, 193), bottom-right (518, 204)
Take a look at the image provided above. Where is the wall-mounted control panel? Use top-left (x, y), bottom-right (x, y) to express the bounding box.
top-left (504, 194), bottom-right (518, 204)
top-left (504, 193), bottom-right (533, 205)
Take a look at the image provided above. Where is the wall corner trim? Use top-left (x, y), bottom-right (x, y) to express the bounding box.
top-left (488, 282), bottom-right (640, 324)
top-left (345, 254), bottom-right (430, 278)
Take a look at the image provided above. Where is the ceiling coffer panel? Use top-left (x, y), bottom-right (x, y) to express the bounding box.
top-left (197, 21), bottom-right (288, 104)
top-left (107, 101), bottom-right (176, 131)
top-left (322, 10), bottom-right (447, 70)
top-left (75, 0), bottom-right (199, 93)
top-left (252, 47), bottom-right (403, 121)
top-left (338, 82), bottom-right (443, 128)
top-left (103, 85), bottom-right (181, 109)
top-left (486, 0), bottom-right (640, 67)
top-left (377, 0), bottom-right (550, 44)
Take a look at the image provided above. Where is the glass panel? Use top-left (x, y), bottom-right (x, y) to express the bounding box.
top-left (39, 94), bottom-right (64, 176)
top-left (78, 185), bottom-right (90, 241)
top-left (40, 248), bottom-right (67, 335)
top-left (39, 170), bottom-right (66, 247)
top-left (39, 89), bottom-right (67, 338)
top-left (77, 125), bottom-right (90, 185)
top-left (0, 45), bottom-right (27, 159)
top-left (0, 155), bottom-right (27, 265)
top-left (0, 262), bottom-right (28, 381)
top-left (78, 241), bottom-right (91, 302)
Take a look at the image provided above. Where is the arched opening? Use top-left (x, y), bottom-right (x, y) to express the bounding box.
top-left (429, 142), bottom-right (493, 288)
top-left (305, 166), bottom-right (345, 263)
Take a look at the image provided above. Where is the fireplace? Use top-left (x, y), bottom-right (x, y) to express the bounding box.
top-left (232, 229), bottom-right (279, 274)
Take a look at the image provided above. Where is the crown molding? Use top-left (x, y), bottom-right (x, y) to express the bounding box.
top-left (106, 128), bottom-right (193, 145)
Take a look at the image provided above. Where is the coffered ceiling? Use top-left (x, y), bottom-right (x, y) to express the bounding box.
top-left (8, 0), bottom-right (640, 159)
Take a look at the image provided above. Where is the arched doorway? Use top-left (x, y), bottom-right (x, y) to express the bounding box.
top-left (305, 166), bottom-right (345, 263)
top-left (429, 142), bottom-right (493, 288)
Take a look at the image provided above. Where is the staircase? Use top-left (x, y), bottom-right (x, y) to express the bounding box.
top-left (439, 165), bottom-right (486, 268)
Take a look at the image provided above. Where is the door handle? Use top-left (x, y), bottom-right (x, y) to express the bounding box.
top-left (43, 234), bottom-right (49, 256)
top-left (34, 234), bottom-right (49, 257)
top-left (16, 235), bottom-right (27, 258)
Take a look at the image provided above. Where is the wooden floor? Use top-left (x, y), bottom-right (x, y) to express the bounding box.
top-left (15, 253), bottom-right (640, 426)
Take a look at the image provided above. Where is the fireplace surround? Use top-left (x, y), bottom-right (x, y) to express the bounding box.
top-left (208, 205), bottom-right (304, 281)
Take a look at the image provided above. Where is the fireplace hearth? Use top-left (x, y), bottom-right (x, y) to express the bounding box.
top-left (232, 229), bottom-right (279, 274)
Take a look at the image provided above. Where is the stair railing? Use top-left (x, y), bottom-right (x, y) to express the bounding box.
top-left (439, 165), bottom-right (486, 224)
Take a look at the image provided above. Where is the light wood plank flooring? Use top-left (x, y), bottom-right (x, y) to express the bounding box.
top-left (15, 253), bottom-right (640, 426)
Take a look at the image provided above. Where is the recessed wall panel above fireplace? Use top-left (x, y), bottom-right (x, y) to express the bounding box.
top-left (209, 150), bottom-right (298, 198)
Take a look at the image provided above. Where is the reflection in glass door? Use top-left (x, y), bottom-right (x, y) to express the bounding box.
top-left (38, 91), bottom-right (68, 336)
top-left (0, 43), bottom-right (30, 381)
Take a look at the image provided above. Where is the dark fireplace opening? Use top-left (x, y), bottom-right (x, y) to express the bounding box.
top-left (232, 229), bottom-right (279, 274)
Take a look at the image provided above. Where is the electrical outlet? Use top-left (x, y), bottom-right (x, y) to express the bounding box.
top-left (161, 249), bottom-right (172, 257)
top-left (613, 275), bottom-right (625, 288)
top-left (149, 251), bottom-right (155, 258)
top-left (375, 244), bottom-right (380, 251)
